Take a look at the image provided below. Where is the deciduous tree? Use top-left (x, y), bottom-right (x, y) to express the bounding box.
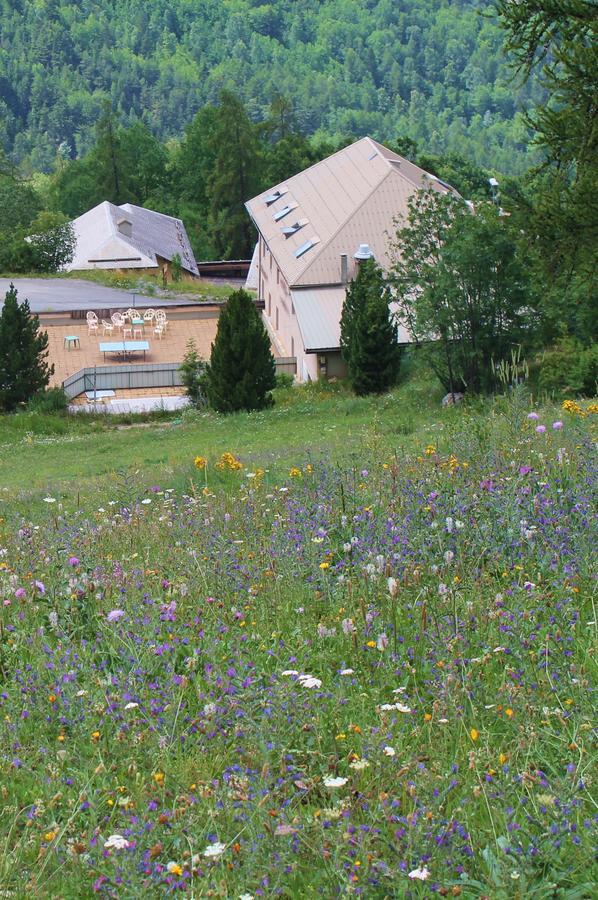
top-left (390, 190), bottom-right (533, 395)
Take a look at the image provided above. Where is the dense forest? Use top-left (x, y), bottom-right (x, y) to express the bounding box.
top-left (0, 0), bottom-right (543, 174)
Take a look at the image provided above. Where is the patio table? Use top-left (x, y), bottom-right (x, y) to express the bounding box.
top-left (99, 340), bottom-right (150, 361)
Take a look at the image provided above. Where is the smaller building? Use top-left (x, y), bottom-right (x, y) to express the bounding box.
top-left (245, 136), bottom-right (458, 381)
top-left (67, 201), bottom-right (199, 280)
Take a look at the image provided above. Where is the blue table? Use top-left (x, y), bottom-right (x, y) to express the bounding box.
top-left (99, 340), bottom-right (150, 361)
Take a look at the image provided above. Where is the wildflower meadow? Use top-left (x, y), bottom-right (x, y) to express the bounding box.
top-left (0, 395), bottom-right (596, 897)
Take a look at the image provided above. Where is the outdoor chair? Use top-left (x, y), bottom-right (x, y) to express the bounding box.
top-left (143, 309), bottom-right (155, 323)
top-left (153, 322), bottom-right (165, 340)
top-left (86, 311), bottom-right (99, 333)
top-left (122, 325), bottom-right (133, 341)
top-left (111, 313), bottom-right (125, 331)
top-left (133, 325), bottom-right (144, 340)
top-left (102, 319), bottom-right (114, 335)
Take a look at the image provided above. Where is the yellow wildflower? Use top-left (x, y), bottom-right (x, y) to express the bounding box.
top-left (470, 728), bottom-right (479, 742)
top-left (193, 456), bottom-right (207, 470)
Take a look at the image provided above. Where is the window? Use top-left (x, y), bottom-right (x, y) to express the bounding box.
top-left (273, 204), bottom-right (296, 222)
top-left (294, 237), bottom-right (320, 258)
top-left (282, 221), bottom-right (306, 238)
top-left (265, 188), bottom-right (287, 206)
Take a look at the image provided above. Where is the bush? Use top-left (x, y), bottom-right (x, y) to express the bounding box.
top-left (275, 372), bottom-right (295, 390)
top-left (179, 340), bottom-right (207, 407)
top-left (537, 340), bottom-right (598, 397)
top-left (27, 387), bottom-right (69, 413)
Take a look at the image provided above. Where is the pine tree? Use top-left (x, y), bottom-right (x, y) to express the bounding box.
top-left (340, 258), bottom-right (401, 396)
top-left (0, 284), bottom-right (54, 411)
top-left (205, 289), bottom-right (276, 413)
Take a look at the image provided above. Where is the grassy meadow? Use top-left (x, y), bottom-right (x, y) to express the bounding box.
top-left (0, 380), bottom-right (596, 897)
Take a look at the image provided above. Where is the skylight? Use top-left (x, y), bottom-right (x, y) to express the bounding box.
top-left (273, 204), bottom-right (296, 222)
top-left (282, 221), bottom-right (306, 238)
top-left (265, 188), bottom-right (287, 206)
top-left (294, 238), bottom-right (319, 259)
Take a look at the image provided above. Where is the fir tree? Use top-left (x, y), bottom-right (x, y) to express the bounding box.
top-left (340, 258), bottom-right (401, 396)
top-left (0, 284), bottom-right (54, 411)
top-left (205, 289), bottom-right (276, 413)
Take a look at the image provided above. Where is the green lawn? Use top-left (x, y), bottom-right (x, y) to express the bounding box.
top-left (1, 377), bottom-right (448, 496)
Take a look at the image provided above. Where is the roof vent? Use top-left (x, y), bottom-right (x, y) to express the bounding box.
top-left (354, 243), bottom-right (374, 261)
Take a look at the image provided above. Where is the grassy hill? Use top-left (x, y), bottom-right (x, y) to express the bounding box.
top-left (1, 0), bottom-right (541, 174)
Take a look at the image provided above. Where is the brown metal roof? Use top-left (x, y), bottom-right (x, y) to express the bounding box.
top-left (246, 136), bottom-right (457, 287)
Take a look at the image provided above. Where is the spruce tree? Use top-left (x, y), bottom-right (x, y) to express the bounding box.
top-left (205, 289), bottom-right (276, 413)
top-left (340, 258), bottom-right (401, 396)
top-left (0, 284), bottom-right (54, 412)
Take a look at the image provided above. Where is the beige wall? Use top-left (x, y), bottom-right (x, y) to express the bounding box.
top-left (259, 235), bottom-right (318, 381)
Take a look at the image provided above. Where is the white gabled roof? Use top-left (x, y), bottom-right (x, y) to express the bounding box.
top-left (67, 201), bottom-right (199, 275)
top-left (246, 136), bottom-right (459, 288)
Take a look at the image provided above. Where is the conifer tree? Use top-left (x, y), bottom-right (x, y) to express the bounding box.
top-left (205, 289), bottom-right (276, 413)
top-left (0, 284), bottom-right (54, 411)
top-left (340, 258), bottom-right (401, 396)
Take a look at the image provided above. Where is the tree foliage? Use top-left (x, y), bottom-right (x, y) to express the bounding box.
top-left (0, 284), bottom-right (54, 411)
top-left (340, 257), bottom-right (401, 395)
top-left (496, 0), bottom-right (597, 343)
top-left (1, 1), bottom-right (543, 176)
top-left (390, 191), bottom-right (533, 394)
top-left (205, 289), bottom-right (276, 413)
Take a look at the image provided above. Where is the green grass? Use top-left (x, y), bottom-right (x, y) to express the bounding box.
top-left (0, 382), bottom-right (595, 897)
top-left (1, 269), bottom-right (236, 301)
top-left (0, 376), bottom-right (447, 495)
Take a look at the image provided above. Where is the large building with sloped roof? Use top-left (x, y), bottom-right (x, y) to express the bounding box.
top-left (67, 201), bottom-right (199, 280)
top-left (245, 136), bottom-right (458, 382)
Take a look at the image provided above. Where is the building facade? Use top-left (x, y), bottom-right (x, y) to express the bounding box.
top-left (245, 136), bottom-right (458, 381)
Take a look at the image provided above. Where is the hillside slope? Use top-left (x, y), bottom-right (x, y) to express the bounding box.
top-left (1, 0), bottom-right (541, 173)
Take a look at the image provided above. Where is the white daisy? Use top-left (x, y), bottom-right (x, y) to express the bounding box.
top-left (203, 841), bottom-right (226, 858)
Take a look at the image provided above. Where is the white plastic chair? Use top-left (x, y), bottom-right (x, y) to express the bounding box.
top-left (102, 319), bottom-right (114, 335)
top-left (153, 322), bottom-right (165, 340)
top-left (111, 312), bottom-right (125, 331)
top-left (87, 311), bottom-right (99, 333)
top-left (143, 309), bottom-right (155, 323)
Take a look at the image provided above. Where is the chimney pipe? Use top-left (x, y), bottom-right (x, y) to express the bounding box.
top-left (340, 253), bottom-right (348, 284)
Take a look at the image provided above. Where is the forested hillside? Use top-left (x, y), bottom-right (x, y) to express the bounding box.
top-left (1, 0), bottom-right (542, 173)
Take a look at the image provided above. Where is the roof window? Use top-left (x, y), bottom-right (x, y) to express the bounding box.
top-left (282, 220), bottom-right (306, 238)
top-left (273, 204), bottom-right (296, 222)
top-left (265, 188), bottom-right (287, 206)
top-left (294, 237), bottom-right (320, 259)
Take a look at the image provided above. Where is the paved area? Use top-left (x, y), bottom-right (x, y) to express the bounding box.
top-left (70, 395), bottom-right (190, 415)
top-left (45, 313), bottom-right (221, 386)
top-left (0, 278), bottom-right (201, 313)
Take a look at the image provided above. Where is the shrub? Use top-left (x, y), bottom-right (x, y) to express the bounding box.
top-left (27, 387), bottom-right (69, 413)
top-left (275, 372), bottom-right (295, 390)
top-left (179, 340), bottom-right (207, 408)
top-left (537, 340), bottom-right (598, 397)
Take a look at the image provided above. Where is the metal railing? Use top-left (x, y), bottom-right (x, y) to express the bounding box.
top-left (63, 357), bottom-right (297, 400)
